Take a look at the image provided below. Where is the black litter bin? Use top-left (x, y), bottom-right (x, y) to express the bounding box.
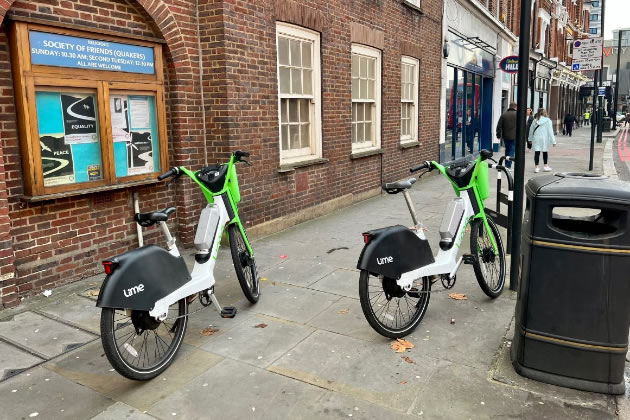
top-left (603, 117), bottom-right (612, 132)
top-left (512, 173), bottom-right (630, 394)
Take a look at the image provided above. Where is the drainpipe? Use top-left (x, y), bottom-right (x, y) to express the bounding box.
top-left (196, 0), bottom-right (209, 166)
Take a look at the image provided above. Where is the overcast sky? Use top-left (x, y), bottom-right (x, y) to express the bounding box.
top-left (604, 0), bottom-right (630, 39)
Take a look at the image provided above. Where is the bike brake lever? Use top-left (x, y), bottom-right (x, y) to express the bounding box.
top-left (241, 159), bottom-right (251, 166)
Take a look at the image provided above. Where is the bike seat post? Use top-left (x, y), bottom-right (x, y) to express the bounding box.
top-left (159, 222), bottom-right (177, 250)
top-left (402, 190), bottom-right (419, 226)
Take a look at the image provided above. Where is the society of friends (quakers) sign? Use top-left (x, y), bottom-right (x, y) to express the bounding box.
top-left (499, 56), bottom-right (518, 73)
top-left (29, 31), bottom-right (155, 75)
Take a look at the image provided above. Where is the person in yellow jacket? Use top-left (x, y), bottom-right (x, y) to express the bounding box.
top-left (584, 111), bottom-right (590, 126)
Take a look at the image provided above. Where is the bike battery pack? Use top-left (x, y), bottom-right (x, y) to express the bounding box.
top-left (194, 205), bottom-right (221, 252)
top-left (439, 198), bottom-right (464, 250)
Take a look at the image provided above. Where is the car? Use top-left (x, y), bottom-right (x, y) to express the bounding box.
top-left (616, 112), bottom-right (627, 124)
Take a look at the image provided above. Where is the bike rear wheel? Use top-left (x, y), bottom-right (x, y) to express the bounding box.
top-left (228, 224), bottom-right (260, 303)
top-left (100, 299), bottom-right (187, 380)
top-left (358, 270), bottom-right (431, 339)
top-left (470, 217), bottom-right (506, 298)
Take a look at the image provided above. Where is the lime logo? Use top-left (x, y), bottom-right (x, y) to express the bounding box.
top-left (377, 256), bottom-right (393, 265)
top-left (123, 284), bottom-right (145, 298)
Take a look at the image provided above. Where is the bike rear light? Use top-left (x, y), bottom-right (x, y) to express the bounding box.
top-left (362, 233), bottom-right (372, 244)
top-left (102, 260), bottom-right (119, 275)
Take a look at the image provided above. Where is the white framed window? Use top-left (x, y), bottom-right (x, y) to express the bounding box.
top-left (276, 23), bottom-right (322, 163)
top-left (405, 0), bottom-right (420, 7)
top-left (351, 44), bottom-right (381, 152)
top-left (400, 56), bottom-right (419, 143)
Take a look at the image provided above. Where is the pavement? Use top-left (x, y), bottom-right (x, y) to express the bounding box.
top-left (0, 124), bottom-right (626, 419)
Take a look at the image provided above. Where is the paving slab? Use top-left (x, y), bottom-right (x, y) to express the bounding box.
top-left (0, 366), bottom-right (112, 419)
top-left (309, 268), bottom-right (360, 299)
top-left (149, 358), bottom-right (325, 419)
top-left (0, 311), bottom-right (97, 359)
top-left (37, 294), bottom-right (102, 334)
top-left (269, 329), bottom-right (440, 412)
top-left (90, 402), bottom-right (155, 420)
top-left (0, 340), bottom-right (44, 380)
top-left (260, 258), bottom-right (336, 287)
top-left (45, 341), bottom-right (222, 411)
top-left (250, 282), bottom-right (341, 324)
top-left (200, 313), bottom-right (314, 368)
top-left (183, 303), bottom-right (257, 348)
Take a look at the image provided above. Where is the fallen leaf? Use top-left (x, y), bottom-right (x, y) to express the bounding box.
top-left (399, 380), bottom-right (407, 384)
top-left (254, 323), bottom-right (268, 328)
top-left (390, 338), bottom-right (415, 353)
top-left (279, 255), bottom-right (288, 259)
top-left (401, 355), bottom-right (415, 364)
top-left (86, 289), bottom-right (100, 297)
top-left (261, 277), bottom-right (268, 281)
top-left (448, 293), bottom-right (467, 301)
top-left (200, 327), bottom-right (219, 336)
top-left (338, 309), bottom-right (349, 314)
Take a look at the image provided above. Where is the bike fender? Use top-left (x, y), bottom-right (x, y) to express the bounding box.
top-left (96, 245), bottom-right (191, 311)
top-left (356, 225), bottom-right (434, 279)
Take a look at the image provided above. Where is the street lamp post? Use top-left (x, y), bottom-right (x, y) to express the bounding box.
top-left (613, 30), bottom-right (625, 129)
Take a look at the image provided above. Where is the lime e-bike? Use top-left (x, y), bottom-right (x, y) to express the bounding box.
top-left (97, 150), bottom-right (259, 380)
top-left (357, 150), bottom-right (506, 338)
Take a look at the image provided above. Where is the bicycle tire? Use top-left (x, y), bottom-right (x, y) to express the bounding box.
top-left (228, 224), bottom-right (260, 303)
top-left (470, 217), bottom-right (506, 298)
top-left (100, 299), bottom-right (187, 381)
top-left (358, 270), bottom-right (431, 339)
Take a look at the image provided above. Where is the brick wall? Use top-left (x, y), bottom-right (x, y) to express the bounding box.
top-left (0, 0), bottom-right (443, 308)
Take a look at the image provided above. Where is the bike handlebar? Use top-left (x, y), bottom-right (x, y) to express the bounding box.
top-left (410, 161), bottom-right (431, 173)
top-left (158, 167), bottom-right (180, 181)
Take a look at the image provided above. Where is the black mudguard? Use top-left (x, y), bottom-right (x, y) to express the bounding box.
top-left (96, 245), bottom-right (191, 311)
top-left (357, 225), bottom-right (434, 279)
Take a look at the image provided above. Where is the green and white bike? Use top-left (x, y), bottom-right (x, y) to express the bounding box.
top-left (97, 150), bottom-right (259, 380)
top-left (357, 150), bottom-right (505, 338)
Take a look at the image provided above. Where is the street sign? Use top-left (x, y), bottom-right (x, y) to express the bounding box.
top-left (572, 38), bottom-right (603, 71)
top-left (598, 87), bottom-right (606, 96)
top-left (499, 56), bottom-right (519, 73)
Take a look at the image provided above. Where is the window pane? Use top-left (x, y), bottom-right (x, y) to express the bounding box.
top-left (289, 124), bottom-right (300, 149)
top-left (280, 100), bottom-right (287, 122)
top-left (364, 103), bottom-right (372, 123)
top-left (352, 103), bottom-right (357, 122)
top-left (300, 123), bottom-right (310, 148)
top-left (299, 99), bottom-right (309, 122)
top-left (352, 54), bottom-right (360, 77)
top-left (368, 80), bottom-right (375, 100)
top-left (360, 79), bottom-right (367, 99)
top-left (291, 68), bottom-right (302, 94)
top-left (352, 123), bottom-right (357, 143)
top-left (352, 78), bottom-right (359, 100)
top-left (356, 103), bottom-right (363, 122)
top-left (289, 99), bottom-right (299, 122)
top-left (357, 122), bottom-right (364, 142)
top-left (360, 57), bottom-right (367, 78)
top-left (368, 58), bottom-right (375, 78)
top-left (278, 37), bottom-right (289, 65)
top-left (303, 70), bottom-right (312, 95)
top-left (281, 124), bottom-right (289, 150)
top-left (290, 39), bottom-right (301, 67)
top-left (302, 42), bottom-right (311, 68)
top-left (365, 122), bottom-right (372, 141)
top-left (279, 67), bottom-right (290, 94)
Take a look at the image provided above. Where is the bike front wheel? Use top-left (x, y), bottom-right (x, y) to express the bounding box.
top-left (100, 299), bottom-right (187, 380)
top-left (358, 270), bottom-right (431, 339)
top-left (470, 217), bottom-right (506, 298)
top-left (228, 224), bottom-right (260, 303)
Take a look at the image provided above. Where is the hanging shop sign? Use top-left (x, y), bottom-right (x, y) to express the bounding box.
top-left (29, 31), bottom-right (155, 74)
top-left (499, 56), bottom-right (518, 73)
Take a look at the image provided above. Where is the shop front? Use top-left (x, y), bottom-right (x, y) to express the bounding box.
top-left (443, 32), bottom-right (495, 162)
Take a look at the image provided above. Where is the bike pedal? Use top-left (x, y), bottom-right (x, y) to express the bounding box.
top-left (220, 306), bottom-right (237, 318)
top-left (462, 254), bottom-right (475, 264)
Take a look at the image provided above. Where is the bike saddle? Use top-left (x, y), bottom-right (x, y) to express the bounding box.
top-left (382, 178), bottom-right (416, 194)
top-left (135, 207), bottom-right (176, 227)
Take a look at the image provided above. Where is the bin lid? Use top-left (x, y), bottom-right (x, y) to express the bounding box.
top-left (526, 173), bottom-right (630, 202)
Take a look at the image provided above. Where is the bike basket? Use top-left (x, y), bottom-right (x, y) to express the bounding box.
top-left (197, 164), bottom-right (228, 193)
top-left (477, 161), bottom-right (489, 201)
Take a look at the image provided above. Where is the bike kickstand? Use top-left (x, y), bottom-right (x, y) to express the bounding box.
top-left (210, 294), bottom-right (238, 318)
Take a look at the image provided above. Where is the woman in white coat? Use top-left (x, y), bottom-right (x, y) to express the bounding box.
top-left (528, 108), bottom-right (556, 173)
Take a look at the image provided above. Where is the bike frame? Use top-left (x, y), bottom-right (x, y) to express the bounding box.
top-left (397, 155), bottom-right (497, 290)
top-left (149, 155), bottom-right (253, 319)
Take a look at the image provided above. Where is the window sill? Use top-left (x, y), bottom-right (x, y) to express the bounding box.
top-left (402, 0), bottom-right (424, 14)
top-left (277, 157), bottom-right (329, 173)
top-left (400, 141), bottom-right (420, 149)
top-left (21, 178), bottom-right (161, 202)
top-left (351, 148), bottom-right (384, 159)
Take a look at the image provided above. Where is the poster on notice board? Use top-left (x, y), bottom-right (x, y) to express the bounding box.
top-left (110, 95), bottom-right (131, 143)
top-left (40, 134), bottom-right (75, 186)
top-left (61, 94), bottom-right (98, 144)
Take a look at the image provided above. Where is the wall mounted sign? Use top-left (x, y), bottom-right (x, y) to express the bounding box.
top-left (447, 34), bottom-right (495, 78)
top-left (29, 31), bottom-right (155, 74)
top-left (499, 56), bottom-right (518, 73)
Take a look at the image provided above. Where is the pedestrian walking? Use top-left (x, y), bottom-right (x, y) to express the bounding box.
top-left (496, 102), bottom-right (517, 168)
top-left (564, 112), bottom-right (576, 137)
top-left (526, 107), bottom-right (534, 151)
top-left (528, 108), bottom-right (556, 173)
top-left (625, 111), bottom-right (630, 127)
top-left (584, 110), bottom-right (590, 126)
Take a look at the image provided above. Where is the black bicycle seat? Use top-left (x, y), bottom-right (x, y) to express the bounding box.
top-left (382, 178), bottom-right (416, 194)
top-left (135, 207), bottom-right (176, 227)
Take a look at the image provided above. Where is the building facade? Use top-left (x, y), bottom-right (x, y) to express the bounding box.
top-left (0, 0), bottom-right (443, 308)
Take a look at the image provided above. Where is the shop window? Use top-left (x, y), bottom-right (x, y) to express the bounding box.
top-left (351, 44), bottom-right (381, 152)
top-left (400, 56), bottom-right (419, 144)
top-left (276, 23), bottom-right (322, 164)
top-left (10, 22), bottom-right (167, 199)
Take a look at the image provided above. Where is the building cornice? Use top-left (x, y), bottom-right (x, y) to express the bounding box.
top-left (461, 0), bottom-right (518, 43)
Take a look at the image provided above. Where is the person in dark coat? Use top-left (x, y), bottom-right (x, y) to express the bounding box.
top-left (496, 102), bottom-right (517, 168)
top-left (526, 108), bottom-right (534, 151)
top-left (564, 112), bottom-right (576, 137)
